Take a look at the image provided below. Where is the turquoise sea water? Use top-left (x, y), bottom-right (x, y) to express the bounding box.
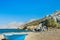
top-left (1, 29), bottom-right (28, 40)
top-left (0, 29), bottom-right (29, 33)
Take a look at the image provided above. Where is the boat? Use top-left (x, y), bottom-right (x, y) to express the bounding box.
top-left (2, 33), bottom-right (27, 40)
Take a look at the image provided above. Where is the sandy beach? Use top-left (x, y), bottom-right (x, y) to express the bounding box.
top-left (0, 29), bottom-right (60, 40)
top-left (25, 29), bottom-right (60, 40)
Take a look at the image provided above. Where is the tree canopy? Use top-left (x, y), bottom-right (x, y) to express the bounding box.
top-left (45, 18), bottom-right (58, 28)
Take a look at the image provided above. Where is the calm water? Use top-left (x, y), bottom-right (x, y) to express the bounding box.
top-left (0, 29), bottom-right (29, 34)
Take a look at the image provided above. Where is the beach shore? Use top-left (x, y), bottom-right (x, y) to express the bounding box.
top-left (0, 29), bottom-right (60, 40)
top-left (25, 29), bottom-right (60, 40)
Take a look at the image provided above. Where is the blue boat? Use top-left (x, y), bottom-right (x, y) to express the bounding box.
top-left (3, 34), bottom-right (27, 40)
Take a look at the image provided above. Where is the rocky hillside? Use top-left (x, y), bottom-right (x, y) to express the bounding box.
top-left (18, 16), bottom-right (48, 30)
top-left (18, 10), bottom-right (60, 31)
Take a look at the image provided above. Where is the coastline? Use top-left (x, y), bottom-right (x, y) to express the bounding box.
top-left (0, 29), bottom-right (60, 40)
top-left (25, 29), bottom-right (60, 40)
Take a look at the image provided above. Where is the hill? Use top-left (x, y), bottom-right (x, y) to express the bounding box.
top-left (18, 10), bottom-right (60, 31)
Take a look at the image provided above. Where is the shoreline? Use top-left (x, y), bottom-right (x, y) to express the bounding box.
top-left (25, 29), bottom-right (60, 40)
top-left (0, 29), bottom-right (60, 40)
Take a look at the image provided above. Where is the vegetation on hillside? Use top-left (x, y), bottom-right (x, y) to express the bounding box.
top-left (18, 17), bottom-right (48, 30)
top-left (25, 17), bottom-right (47, 26)
top-left (44, 17), bottom-right (58, 28)
top-left (18, 11), bottom-right (60, 31)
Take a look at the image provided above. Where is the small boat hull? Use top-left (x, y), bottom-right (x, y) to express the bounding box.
top-left (3, 34), bottom-right (27, 40)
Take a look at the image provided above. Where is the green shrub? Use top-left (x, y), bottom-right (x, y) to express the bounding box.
top-left (45, 18), bottom-right (58, 28)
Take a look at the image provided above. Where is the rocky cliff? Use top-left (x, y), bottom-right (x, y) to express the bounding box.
top-left (18, 10), bottom-right (60, 31)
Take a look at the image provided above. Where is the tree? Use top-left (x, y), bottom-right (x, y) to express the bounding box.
top-left (45, 18), bottom-right (58, 28)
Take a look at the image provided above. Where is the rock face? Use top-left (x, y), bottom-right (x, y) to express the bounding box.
top-left (18, 18), bottom-right (47, 31)
top-left (47, 10), bottom-right (60, 22)
top-left (0, 34), bottom-right (5, 40)
top-left (18, 10), bottom-right (60, 31)
top-left (34, 23), bottom-right (47, 32)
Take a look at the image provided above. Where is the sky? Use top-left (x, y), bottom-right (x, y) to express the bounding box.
top-left (0, 0), bottom-right (60, 24)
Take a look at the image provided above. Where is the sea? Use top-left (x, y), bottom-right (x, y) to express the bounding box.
top-left (0, 29), bottom-right (28, 40)
top-left (0, 29), bottom-right (30, 34)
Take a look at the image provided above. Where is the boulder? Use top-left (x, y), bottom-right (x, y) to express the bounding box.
top-left (0, 34), bottom-right (5, 40)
